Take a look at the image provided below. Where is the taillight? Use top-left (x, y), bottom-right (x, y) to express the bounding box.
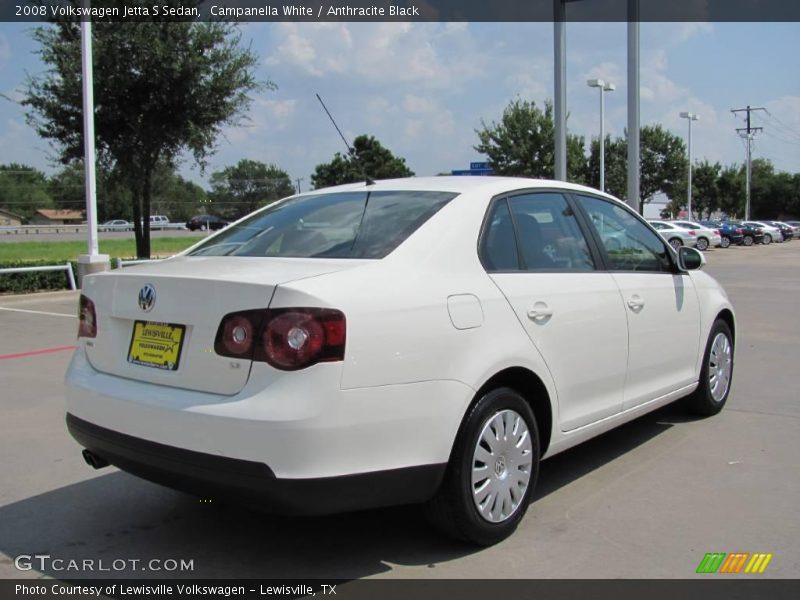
top-left (78, 294), bottom-right (97, 339)
top-left (215, 308), bottom-right (346, 371)
top-left (688, 230), bottom-right (696, 235)
top-left (736, 228), bottom-right (743, 234)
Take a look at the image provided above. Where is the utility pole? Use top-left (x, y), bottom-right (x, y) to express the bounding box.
top-left (731, 105), bottom-right (765, 220)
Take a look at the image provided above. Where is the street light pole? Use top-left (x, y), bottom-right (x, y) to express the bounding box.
top-left (587, 79), bottom-right (615, 192)
top-left (680, 112), bottom-right (700, 219)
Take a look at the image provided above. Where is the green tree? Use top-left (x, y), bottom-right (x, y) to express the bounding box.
top-left (23, 2), bottom-right (265, 257)
top-left (666, 160), bottom-right (721, 219)
top-left (586, 135), bottom-right (627, 198)
top-left (640, 125), bottom-right (688, 212)
top-left (0, 164), bottom-right (53, 221)
top-left (474, 99), bottom-right (587, 183)
top-left (210, 159), bottom-right (295, 219)
top-left (311, 135), bottom-right (414, 189)
top-left (716, 164), bottom-right (745, 218)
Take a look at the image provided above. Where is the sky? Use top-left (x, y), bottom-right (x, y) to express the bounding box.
top-left (0, 21), bottom-right (798, 195)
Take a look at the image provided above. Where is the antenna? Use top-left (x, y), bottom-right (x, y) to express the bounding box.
top-left (315, 93), bottom-right (375, 186)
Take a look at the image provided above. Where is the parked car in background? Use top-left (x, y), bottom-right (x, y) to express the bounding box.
top-left (700, 220), bottom-right (744, 248)
top-left (648, 220), bottom-right (699, 250)
top-left (765, 221), bottom-right (795, 242)
top-left (100, 219), bottom-right (132, 232)
top-left (728, 221), bottom-right (764, 246)
top-left (742, 221), bottom-right (783, 245)
top-left (784, 221), bottom-right (800, 238)
top-left (66, 177), bottom-right (735, 546)
top-left (670, 221), bottom-right (722, 251)
top-left (186, 214), bottom-right (229, 231)
top-left (149, 215), bottom-right (170, 230)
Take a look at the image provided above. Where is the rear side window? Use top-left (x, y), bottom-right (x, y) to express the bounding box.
top-left (188, 190), bottom-right (456, 259)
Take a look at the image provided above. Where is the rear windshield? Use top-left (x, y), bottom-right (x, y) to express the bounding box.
top-left (187, 190), bottom-right (457, 259)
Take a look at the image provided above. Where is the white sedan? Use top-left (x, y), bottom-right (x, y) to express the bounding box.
top-left (647, 220), bottom-right (700, 250)
top-left (66, 177), bottom-right (735, 545)
top-left (671, 220), bottom-right (723, 251)
top-left (743, 221), bottom-right (783, 244)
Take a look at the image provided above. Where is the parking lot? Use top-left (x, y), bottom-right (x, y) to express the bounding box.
top-left (1, 242), bottom-right (798, 580)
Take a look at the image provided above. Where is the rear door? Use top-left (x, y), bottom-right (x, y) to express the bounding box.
top-left (484, 191), bottom-right (629, 432)
top-left (573, 194), bottom-right (701, 409)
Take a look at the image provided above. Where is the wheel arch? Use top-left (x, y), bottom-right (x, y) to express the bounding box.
top-left (716, 308), bottom-right (736, 343)
top-left (471, 367), bottom-right (553, 456)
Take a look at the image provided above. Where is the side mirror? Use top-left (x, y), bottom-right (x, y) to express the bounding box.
top-left (678, 246), bottom-right (706, 271)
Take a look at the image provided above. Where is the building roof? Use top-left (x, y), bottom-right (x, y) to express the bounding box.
top-left (0, 207), bottom-right (23, 220)
top-left (35, 208), bottom-right (85, 221)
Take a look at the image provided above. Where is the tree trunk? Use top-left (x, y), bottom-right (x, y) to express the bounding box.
top-left (141, 164), bottom-right (153, 259)
top-left (131, 187), bottom-right (143, 258)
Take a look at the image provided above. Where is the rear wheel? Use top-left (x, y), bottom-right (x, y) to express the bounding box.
top-left (669, 238), bottom-right (683, 251)
top-left (763, 233), bottom-right (772, 245)
top-left (720, 236), bottom-right (731, 249)
top-left (683, 319), bottom-right (734, 416)
top-left (743, 235), bottom-right (753, 246)
top-left (696, 237), bottom-right (709, 251)
top-left (425, 387), bottom-right (540, 546)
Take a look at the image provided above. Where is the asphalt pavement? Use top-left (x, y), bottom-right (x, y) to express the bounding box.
top-left (0, 242), bottom-right (798, 580)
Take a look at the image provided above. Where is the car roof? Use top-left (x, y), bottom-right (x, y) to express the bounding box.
top-left (312, 176), bottom-right (621, 201)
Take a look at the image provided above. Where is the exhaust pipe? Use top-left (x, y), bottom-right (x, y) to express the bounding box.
top-left (82, 449), bottom-right (110, 470)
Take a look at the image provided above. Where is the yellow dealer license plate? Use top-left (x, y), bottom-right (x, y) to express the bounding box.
top-left (127, 321), bottom-right (186, 371)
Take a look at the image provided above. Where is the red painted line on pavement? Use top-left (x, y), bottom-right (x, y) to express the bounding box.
top-left (0, 345), bottom-right (77, 361)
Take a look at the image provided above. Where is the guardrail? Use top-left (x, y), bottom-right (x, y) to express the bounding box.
top-left (0, 262), bottom-right (77, 290)
top-left (0, 223), bottom-right (187, 235)
top-left (114, 258), bottom-right (162, 269)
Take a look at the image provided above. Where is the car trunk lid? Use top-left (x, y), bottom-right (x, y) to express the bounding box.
top-left (81, 256), bottom-right (361, 395)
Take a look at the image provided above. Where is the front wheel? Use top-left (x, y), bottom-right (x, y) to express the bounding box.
top-left (763, 233), bottom-right (772, 245)
top-left (669, 238), bottom-right (683, 251)
top-left (696, 237), bottom-right (710, 251)
top-left (425, 388), bottom-right (540, 546)
top-left (683, 319), bottom-right (734, 416)
top-left (720, 236), bottom-right (731, 249)
top-left (743, 235), bottom-right (753, 246)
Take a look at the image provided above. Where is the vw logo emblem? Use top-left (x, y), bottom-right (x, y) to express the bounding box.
top-left (138, 284), bottom-right (156, 312)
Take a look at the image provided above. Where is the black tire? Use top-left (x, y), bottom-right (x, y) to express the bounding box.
top-left (696, 237), bottom-right (709, 251)
top-left (720, 236), bottom-right (731, 249)
top-left (683, 319), bottom-right (734, 417)
top-left (743, 235), bottom-right (753, 246)
top-left (669, 238), bottom-right (683, 251)
top-left (763, 233), bottom-right (772, 245)
top-left (425, 387), bottom-right (540, 546)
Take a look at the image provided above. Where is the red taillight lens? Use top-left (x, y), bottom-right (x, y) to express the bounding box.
top-left (214, 308), bottom-right (346, 371)
top-left (689, 230), bottom-right (696, 235)
top-left (736, 228), bottom-right (743, 234)
top-left (78, 294), bottom-right (97, 339)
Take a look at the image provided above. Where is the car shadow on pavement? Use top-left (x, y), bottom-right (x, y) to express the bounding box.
top-left (0, 402), bottom-right (687, 580)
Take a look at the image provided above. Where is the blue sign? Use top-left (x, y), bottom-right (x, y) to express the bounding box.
top-left (451, 168), bottom-right (494, 176)
top-left (470, 161), bottom-right (490, 170)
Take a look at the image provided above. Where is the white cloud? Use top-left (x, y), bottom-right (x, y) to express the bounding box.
top-left (0, 34), bottom-right (10, 69)
top-left (264, 22), bottom-right (486, 89)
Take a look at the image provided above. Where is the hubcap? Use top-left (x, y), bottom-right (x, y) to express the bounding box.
top-left (471, 409), bottom-right (533, 523)
top-left (708, 333), bottom-right (733, 402)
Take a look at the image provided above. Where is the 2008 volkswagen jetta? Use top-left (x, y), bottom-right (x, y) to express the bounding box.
top-left (66, 177), bottom-right (735, 545)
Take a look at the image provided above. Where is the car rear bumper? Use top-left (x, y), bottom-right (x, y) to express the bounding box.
top-left (67, 413), bottom-right (445, 515)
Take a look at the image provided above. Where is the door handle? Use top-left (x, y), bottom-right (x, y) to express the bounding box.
top-left (527, 302), bottom-right (553, 321)
top-left (627, 295), bottom-right (645, 312)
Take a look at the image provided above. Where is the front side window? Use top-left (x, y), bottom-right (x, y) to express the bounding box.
top-left (188, 190), bottom-right (456, 259)
top-left (576, 195), bottom-right (672, 272)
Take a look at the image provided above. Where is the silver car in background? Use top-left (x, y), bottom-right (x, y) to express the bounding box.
top-left (648, 220), bottom-right (699, 251)
top-left (671, 220), bottom-right (723, 251)
top-left (743, 221), bottom-right (783, 244)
